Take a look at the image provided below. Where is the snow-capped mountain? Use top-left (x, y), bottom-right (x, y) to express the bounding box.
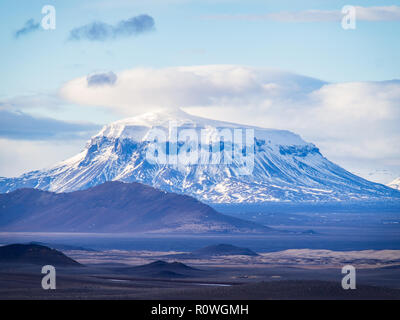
top-left (0, 109), bottom-right (399, 203)
top-left (388, 178), bottom-right (400, 191)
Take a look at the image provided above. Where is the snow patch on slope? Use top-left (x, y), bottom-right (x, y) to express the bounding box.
top-left (388, 177), bottom-right (400, 191)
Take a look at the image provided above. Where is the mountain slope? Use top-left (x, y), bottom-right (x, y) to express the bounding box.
top-left (388, 178), bottom-right (400, 191)
top-left (0, 109), bottom-right (398, 203)
top-left (0, 244), bottom-right (81, 266)
top-left (0, 181), bottom-right (270, 233)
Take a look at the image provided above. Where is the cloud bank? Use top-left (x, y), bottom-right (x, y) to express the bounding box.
top-left (0, 110), bottom-right (100, 140)
top-left (60, 65), bottom-right (400, 183)
top-left (207, 5), bottom-right (400, 22)
top-left (0, 93), bottom-right (64, 111)
top-left (61, 65), bottom-right (326, 111)
top-left (15, 19), bottom-right (40, 38)
top-left (69, 14), bottom-right (155, 41)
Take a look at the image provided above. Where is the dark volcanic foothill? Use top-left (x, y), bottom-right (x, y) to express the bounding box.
top-left (0, 244), bottom-right (81, 267)
top-left (167, 243), bottom-right (259, 259)
top-left (115, 260), bottom-right (202, 278)
top-left (0, 181), bottom-right (271, 233)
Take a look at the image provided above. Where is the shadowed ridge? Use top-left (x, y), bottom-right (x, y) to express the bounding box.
top-left (0, 243), bottom-right (81, 266)
top-left (0, 181), bottom-right (271, 233)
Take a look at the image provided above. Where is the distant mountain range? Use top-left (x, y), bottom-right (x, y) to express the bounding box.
top-left (167, 243), bottom-right (259, 259)
top-left (0, 109), bottom-right (399, 203)
top-left (0, 181), bottom-right (270, 233)
top-left (192, 244), bottom-right (258, 256)
top-left (0, 244), bottom-right (80, 266)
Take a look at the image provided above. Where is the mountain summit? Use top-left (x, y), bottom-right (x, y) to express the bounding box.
top-left (0, 109), bottom-right (398, 203)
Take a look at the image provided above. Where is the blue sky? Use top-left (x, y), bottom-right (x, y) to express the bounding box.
top-left (0, 0), bottom-right (399, 182)
top-left (1, 0), bottom-right (399, 98)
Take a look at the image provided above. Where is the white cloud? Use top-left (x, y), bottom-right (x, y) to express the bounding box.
top-left (356, 5), bottom-right (400, 21)
top-left (60, 65), bottom-right (325, 113)
top-left (206, 6), bottom-right (400, 22)
top-left (60, 65), bottom-right (400, 183)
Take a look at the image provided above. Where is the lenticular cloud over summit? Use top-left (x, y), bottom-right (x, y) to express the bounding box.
top-left (60, 65), bottom-right (326, 114)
